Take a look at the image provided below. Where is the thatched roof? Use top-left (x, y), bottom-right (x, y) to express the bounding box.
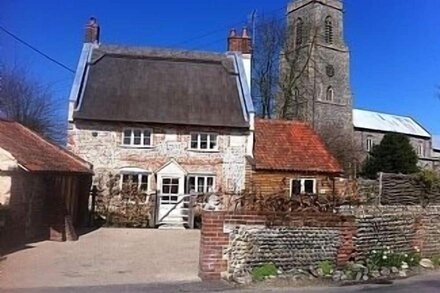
top-left (73, 45), bottom-right (250, 128)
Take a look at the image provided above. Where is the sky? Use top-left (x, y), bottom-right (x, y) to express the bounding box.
top-left (1, 0), bottom-right (439, 134)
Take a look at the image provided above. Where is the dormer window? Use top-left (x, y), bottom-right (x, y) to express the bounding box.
top-left (190, 133), bottom-right (218, 151)
top-left (122, 128), bottom-right (152, 147)
top-left (325, 16), bottom-right (333, 44)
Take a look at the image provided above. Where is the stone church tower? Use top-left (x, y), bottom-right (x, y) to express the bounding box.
top-left (282, 0), bottom-right (353, 137)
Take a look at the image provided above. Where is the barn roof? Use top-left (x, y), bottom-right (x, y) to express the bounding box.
top-left (353, 109), bottom-right (430, 138)
top-left (0, 120), bottom-right (92, 173)
top-left (253, 119), bottom-right (343, 174)
top-left (72, 45), bottom-right (252, 128)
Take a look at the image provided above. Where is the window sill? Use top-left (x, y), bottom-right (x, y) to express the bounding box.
top-left (188, 149), bottom-right (220, 153)
top-left (120, 145), bottom-right (154, 149)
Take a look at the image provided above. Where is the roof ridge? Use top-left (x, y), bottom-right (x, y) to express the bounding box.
top-left (14, 122), bottom-right (92, 170)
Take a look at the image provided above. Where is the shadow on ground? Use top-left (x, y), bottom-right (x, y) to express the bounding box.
top-left (0, 281), bottom-right (235, 293)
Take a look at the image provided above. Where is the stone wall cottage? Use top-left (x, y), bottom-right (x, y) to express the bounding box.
top-left (0, 119), bottom-right (93, 251)
top-left (246, 119), bottom-right (343, 196)
top-left (67, 19), bottom-right (255, 225)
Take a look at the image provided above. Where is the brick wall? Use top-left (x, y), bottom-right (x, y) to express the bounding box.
top-left (200, 205), bottom-right (440, 281)
top-left (199, 210), bottom-right (354, 281)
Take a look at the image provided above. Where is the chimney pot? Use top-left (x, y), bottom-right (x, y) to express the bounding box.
top-left (84, 17), bottom-right (100, 44)
top-left (229, 28), bottom-right (237, 38)
top-left (241, 27), bottom-right (250, 39)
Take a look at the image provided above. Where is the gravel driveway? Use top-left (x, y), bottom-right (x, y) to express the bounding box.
top-left (0, 228), bottom-right (201, 290)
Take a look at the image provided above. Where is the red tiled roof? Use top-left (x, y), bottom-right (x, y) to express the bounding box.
top-left (254, 119), bottom-right (343, 174)
top-left (0, 120), bottom-right (92, 174)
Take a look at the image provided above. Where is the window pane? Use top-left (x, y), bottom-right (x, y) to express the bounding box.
top-left (292, 180), bottom-right (301, 196)
top-left (207, 177), bottom-right (214, 192)
top-left (191, 134), bottom-right (198, 149)
top-left (122, 174), bottom-right (130, 183)
top-left (170, 185), bottom-right (178, 194)
top-left (171, 196), bottom-right (178, 202)
top-left (162, 185), bottom-right (170, 194)
top-left (188, 177), bottom-right (196, 193)
top-left (163, 178), bottom-right (171, 185)
top-left (140, 175), bottom-right (148, 191)
top-left (143, 130), bottom-right (151, 145)
top-left (304, 180), bottom-right (314, 194)
top-left (171, 178), bottom-right (179, 185)
top-left (199, 133), bottom-right (208, 149)
top-left (123, 130), bottom-right (131, 145)
top-left (133, 130), bottom-right (141, 145)
top-left (209, 134), bottom-right (217, 149)
top-left (197, 177), bottom-right (205, 192)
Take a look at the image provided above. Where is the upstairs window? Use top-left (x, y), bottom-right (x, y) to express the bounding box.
top-left (122, 128), bottom-right (152, 147)
top-left (326, 86), bottom-right (334, 102)
top-left (190, 133), bottom-right (218, 151)
top-left (186, 175), bottom-right (215, 194)
top-left (290, 179), bottom-right (316, 196)
top-left (325, 16), bottom-right (333, 44)
top-left (296, 18), bottom-right (304, 46)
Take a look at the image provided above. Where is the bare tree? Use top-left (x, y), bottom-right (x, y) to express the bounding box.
top-left (251, 16), bottom-right (285, 118)
top-left (0, 64), bottom-right (64, 144)
top-left (252, 16), bottom-right (319, 120)
top-left (319, 121), bottom-right (363, 177)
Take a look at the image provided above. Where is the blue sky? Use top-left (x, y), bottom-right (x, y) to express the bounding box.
top-left (1, 0), bottom-right (439, 134)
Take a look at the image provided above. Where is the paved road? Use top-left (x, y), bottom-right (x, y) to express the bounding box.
top-left (0, 228), bottom-right (201, 290)
top-left (2, 273), bottom-right (440, 293)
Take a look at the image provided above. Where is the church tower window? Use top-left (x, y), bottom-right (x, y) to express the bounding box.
top-left (296, 18), bottom-right (304, 46)
top-left (325, 16), bottom-right (333, 44)
top-left (326, 86), bottom-right (334, 102)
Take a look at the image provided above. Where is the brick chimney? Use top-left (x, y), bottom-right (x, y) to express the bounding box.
top-left (84, 17), bottom-right (100, 44)
top-left (227, 27), bottom-right (252, 54)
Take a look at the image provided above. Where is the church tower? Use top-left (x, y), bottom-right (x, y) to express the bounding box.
top-left (282, 0), bottom-right (353, 137)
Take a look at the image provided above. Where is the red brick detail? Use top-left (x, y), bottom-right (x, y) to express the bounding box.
top-left (337, 220), bottom-right (356, 266)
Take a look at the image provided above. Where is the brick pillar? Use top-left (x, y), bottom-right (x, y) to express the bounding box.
top-left (413, 215), bottom-right (425, 254)
top-left (337, 219), bottom-right (355, 266)
top-left (199, 211), bottom-right (229, 281)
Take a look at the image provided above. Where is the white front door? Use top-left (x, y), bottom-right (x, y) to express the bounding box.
top-left (156, 161), bottom-right (186, 224)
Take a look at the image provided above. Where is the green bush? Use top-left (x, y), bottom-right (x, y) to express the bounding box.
top-left (251, 263), bottom-right (278, 281)
top-left (318, 260), bottom-right (334, 275)
top-left (367, 247), bottom-right (421, 269)
top-left (431, 255), bottom-right (440, 268)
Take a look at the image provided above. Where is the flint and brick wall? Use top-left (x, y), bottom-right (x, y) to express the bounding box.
top-left (199, 210), bottom-right (355, 280)
top-left (200, 205), bottom-right (440, 281)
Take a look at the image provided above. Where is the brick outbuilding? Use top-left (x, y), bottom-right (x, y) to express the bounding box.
top-left (246, 119), bottom-right (343, 196)
top-left (0, 120), bottom-right (93, 251)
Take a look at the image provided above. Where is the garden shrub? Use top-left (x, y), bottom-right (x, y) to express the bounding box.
top-left (251, 263), bottom-right (278, 281)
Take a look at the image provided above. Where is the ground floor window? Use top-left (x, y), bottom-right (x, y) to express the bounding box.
top-left (121, 172), bottom-right (149, 192)
top-left (186, 175), bottom-right (215, 193)
top-left (290, 178), bottom-right (316, 196)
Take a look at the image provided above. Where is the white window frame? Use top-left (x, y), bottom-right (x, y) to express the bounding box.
top-left (326, 86), bottom-right (334, 102)
top-left (417, 143), bottom-right (425, 157)
top-left (121, 128), bottom-right (153, 147)
top-left (186, 175), bottom-right (216, 194)
top-left (120, 170), bottom-right (150, 193)
top-left (189, 132), bottom-right (219, 151)
top-left (290, 178), bottom-right (317, 196)
top-left (366, 137), bottom-right (374, 152)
